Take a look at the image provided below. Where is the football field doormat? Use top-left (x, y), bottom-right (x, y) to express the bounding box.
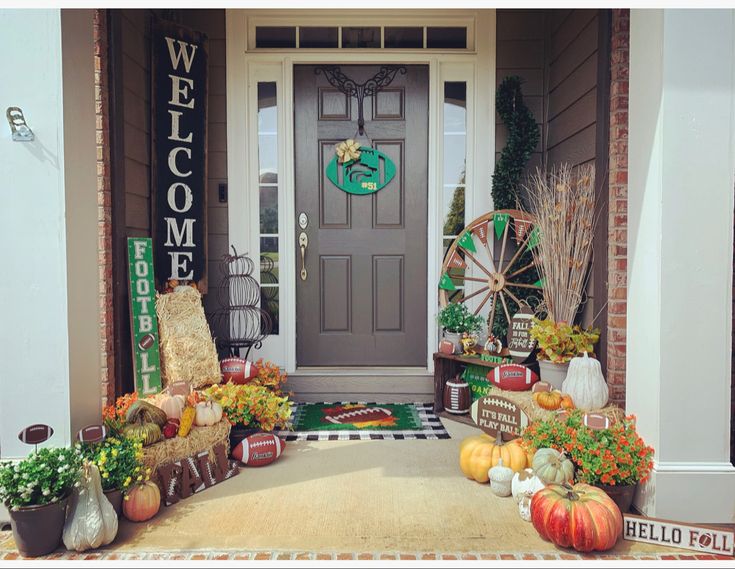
top-left (275, 403), bottom-right (450, 441)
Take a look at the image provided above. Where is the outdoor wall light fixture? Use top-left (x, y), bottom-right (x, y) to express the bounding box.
top-left (6, 107), bottom-right (34, 141)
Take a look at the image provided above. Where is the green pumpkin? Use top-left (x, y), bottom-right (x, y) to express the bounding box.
top-left (126, 400), bottom-right (168, 428)
top-left (532, 448), bottom-right (575, 485)
top-left (123, 422), bottom-right (162, 446)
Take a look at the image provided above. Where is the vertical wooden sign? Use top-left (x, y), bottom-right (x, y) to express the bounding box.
top-left (151, 19), bottom-right (209, 292)
top-left (128, 238), bottom-right (163, 395)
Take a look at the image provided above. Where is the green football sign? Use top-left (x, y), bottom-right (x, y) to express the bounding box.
top-left (325, 147), bottom-right (396, 195)
top-left (128, 238), bottom-right (163, 395)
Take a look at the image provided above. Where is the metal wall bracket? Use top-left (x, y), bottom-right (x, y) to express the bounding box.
top-left (314, 66), bottom-right (407, 136)
top-left (6, 107), bottom-right (34, 142)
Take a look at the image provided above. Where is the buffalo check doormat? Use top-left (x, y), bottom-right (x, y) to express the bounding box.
top-left (275, 403), bottom-right (451, 441)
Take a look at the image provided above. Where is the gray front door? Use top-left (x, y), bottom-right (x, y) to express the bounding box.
top-left (294, 65), bottom-right (428, 366)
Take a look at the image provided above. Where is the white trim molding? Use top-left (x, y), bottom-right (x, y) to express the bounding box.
top-left (226, 9), bottom-right (496, 376)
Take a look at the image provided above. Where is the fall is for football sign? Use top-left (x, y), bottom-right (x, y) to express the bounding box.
top-left (128, 238), bottom-right (163, 395)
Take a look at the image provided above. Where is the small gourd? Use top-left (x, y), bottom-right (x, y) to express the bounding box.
top-left (559, 393), bottom-right (575, 410)
top-left (532, 448), bottom-right (575, 485)
top-left (518, 492), bottom-right (533, 522)
top-left (194, 400), bottom-right (223, 427)
top-left (561, 352), bottom-right (609, 411)
top-left (488, 458), bottom-right (514, 497)
top-left (511, 468), bottom-right (546, 502)
top-left (533, 390), bottom-right (563, 411)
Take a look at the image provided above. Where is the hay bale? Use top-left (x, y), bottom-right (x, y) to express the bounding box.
top-left (489, 387), bottom-right (625, 424)
top-left (142, 419), bottom-right (231, 486)
top-left (156, 287), bottom-right (221, 388)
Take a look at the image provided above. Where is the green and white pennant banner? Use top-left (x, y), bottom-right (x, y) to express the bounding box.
top-left (439, 273), bottom-right (456, 291)
top-left (515, 218), bottom-right (532, 244)
top-left (532, 277), bottom-right (545, 288)
top-left (457, 231), bottom-right (477, 253)
top-left (493, 213), bottom-right (510, 240)
top-left (526, 226), bottom-right (541, 251)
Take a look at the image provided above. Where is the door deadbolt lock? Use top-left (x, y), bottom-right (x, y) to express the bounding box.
top-left (299, 232), bottom-right (308, 281)
top-left (298, 212), bottom-right (308, 230)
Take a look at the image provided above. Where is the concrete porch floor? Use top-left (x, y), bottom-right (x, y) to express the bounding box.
top-left (0, 419), bottom-right (722, 561)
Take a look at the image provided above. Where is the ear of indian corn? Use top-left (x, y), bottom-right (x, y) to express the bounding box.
top-left (178, 406), bottom-right (196, 437)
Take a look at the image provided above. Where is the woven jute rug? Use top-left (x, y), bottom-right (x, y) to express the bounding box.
top-left (275, 402), bottom-right (450, 441)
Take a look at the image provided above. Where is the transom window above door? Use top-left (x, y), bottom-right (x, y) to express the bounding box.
top-left (252, 25), bottom-right (469, 50)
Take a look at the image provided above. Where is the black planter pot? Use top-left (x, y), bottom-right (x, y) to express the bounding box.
top-left (228, 425), bottom-right (261, 454)
top-left (596, 482), bottom-right (637, 513)
top-left (8, 496), bottom-right (68, 558)
top-left (103, 488), bottom-right (123, 518)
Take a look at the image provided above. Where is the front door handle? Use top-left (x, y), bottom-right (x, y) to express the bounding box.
top-left (299, 232), bottom-right (308, 281)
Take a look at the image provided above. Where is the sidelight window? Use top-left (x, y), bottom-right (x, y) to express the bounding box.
top-left (442, 81), bottom-right (467, 295)
top-left (257, 82), bottom-right (280, 335)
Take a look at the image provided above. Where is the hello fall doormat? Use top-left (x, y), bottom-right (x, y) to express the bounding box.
top-left (275, 403), bottom-right (450, 441)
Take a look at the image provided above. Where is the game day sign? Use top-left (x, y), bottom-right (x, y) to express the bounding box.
top-left (151, 19), bottom-right (209, 291)
top-left (128, 238), bottom-right (163, 395)
top-left (624, 514), bottom-right (734, 556)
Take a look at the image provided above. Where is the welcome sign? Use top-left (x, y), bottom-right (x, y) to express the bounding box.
top-left (151, 19), bottom-right (208, 291)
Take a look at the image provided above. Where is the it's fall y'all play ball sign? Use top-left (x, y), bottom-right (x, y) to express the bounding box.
top-left (623, 514), bottom-right (734, 556)
top-left (470, 395), bottom-right (529, 441)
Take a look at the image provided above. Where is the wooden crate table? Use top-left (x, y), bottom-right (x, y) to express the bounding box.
top-left (433, 351), bottom-right (507, 414)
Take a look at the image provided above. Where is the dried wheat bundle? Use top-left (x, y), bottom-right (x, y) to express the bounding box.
top-left (156, 287), bottom-right (222, 389)
top-left (523, 164), bottom-right (596, 323)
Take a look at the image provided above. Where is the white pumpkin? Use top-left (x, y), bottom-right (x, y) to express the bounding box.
top-left (157, 394), bottom-right (186, 420)
top-left (518, 493), bottom-right (533, 522)
top-left (194, 400), bottom-right (223, 426)
top-left (511, 468), bottom-right (546, 502)
top-left (488, 458), bottom-right (514, 497)
top-left (63, 463), bottom-right (118, 551)
top-left (561, 351), bottom-right (609, 411)
top-left (532, 448), bottom-right (575, 485)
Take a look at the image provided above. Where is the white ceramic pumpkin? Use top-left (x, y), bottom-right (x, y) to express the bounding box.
top-left (488, 458), bottom-right (514, 497)
top-left (561, 351), bottom-right (609, 411)
top-left (157, 394), bottom-right (186, 420)
top-left (511, 468), bottom-right (546, 502)
top-left (532, 448), bottom-right (575, 485)
top-left (194, 400), bottom-right (223, 426)
top-left (518, 492), bottom-right (533, 522)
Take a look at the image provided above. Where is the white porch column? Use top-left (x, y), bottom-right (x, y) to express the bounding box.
top-left (628, 9), bottom-right (735, 523)
top-left (0, 9), bottom-right (99, 460)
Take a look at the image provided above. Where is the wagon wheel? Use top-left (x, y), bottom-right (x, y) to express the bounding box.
top-left (438, 209), bottom-right (544, 341)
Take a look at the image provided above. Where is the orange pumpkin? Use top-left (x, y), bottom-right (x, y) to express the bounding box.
top-left (531, 483), bottom-right (623, 552)
top-left (533, 390), bottom-right (563, 411)
top-left (123, 481), bottom-right (161, 522)
top-left (559, 394), bottom-right (575, 410)
top-left (459, 432), bottom-right (528, 483)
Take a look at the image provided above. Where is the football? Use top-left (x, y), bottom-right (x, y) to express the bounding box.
top-left (487, 364), bottom-right (539, 391)
top-left (323, 406), bottom-right (392, 425)
top-left (231, 433), bottom-right (285, 467)
top-left (443, 378), bottom-right (471, 415)
top-left (138, 333), bottom-right (156, 350)
top-left (77, 424), bottom-right (106, 444)
top-left (18, 424), bottom-right (54, 445)
top-left (583, 413), bottom-right (612, 430)
top-left (220, 358), bottom-right (260, 385)
top-left (531, 381), bottom-right (552, 393)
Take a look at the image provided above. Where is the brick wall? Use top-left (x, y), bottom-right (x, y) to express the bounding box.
top-left (94, 9), bottom-right (115, 409)
top-left (606, 8), bottom-right (629, 407)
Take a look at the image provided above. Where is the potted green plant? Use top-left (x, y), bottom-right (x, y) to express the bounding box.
top-left (437, 303), bottom-right (484, 352)
top-left (0, 446), bottom-right (82, 557)
top-left (81, 435), bottom-right (146, 518)
top-left (529, 318), bottom-right (599, 388)
top-left (522, 411), bottom-right (655, 513)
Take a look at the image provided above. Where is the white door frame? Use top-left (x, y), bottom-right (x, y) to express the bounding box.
top-left (225, 9), bottom-right (496, 374)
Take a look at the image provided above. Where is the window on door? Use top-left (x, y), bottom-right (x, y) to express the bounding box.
top-left (258, 82), bottom-right (280, 335)
top-left (442, 81), bottom-right (467, 297)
